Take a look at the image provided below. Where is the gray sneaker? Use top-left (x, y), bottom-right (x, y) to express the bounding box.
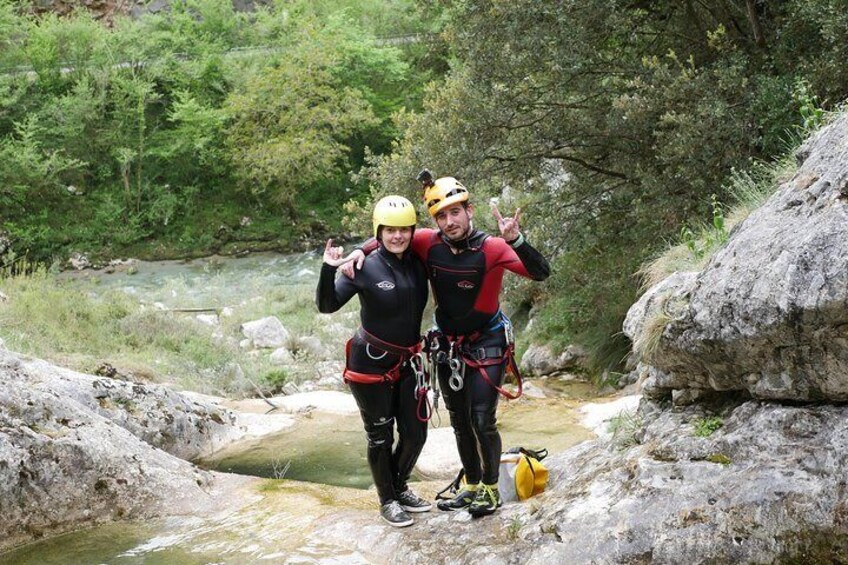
top-left (397, 489), bottom-right (432, 513)
top-left (380, 500), bottom-right (414, 527)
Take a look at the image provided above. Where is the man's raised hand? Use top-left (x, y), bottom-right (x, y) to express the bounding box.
top-left (492, 204), bottom-right (522, 242)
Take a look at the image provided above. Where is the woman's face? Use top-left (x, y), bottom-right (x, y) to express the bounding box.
top-left (381, 226), bottom-right (413, 255)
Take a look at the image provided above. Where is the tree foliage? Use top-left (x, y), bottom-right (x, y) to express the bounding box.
top-left (0, 0), bottom-right (443, 259)
top-left (363, 0), bottom-right (848, 370)
top-left (225, 14), bottom-right (406, 213)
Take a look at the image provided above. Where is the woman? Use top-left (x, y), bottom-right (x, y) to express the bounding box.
top-left (316, 195), bottom-right (431, 527)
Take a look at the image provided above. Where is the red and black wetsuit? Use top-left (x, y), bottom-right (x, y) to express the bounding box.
top-left (316, 245), bottom-right (428, 505)
top-left (410, 228), bottom-right (549, 335)
top-left (364, 227), bottom-right (550, 486)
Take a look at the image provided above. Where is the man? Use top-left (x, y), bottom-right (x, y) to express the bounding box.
top-left (346, 173), bottom-right (550, 517)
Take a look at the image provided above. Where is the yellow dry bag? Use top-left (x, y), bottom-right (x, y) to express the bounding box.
top-left (498, 447), bottom-right (549, 502)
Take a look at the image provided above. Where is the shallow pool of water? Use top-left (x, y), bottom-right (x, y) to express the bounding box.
top-left (199, 412), bottom-right (374, 489)
top-left (0, 482), bottom-right (381, 565)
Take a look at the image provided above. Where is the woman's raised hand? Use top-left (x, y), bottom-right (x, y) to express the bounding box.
top-left (323, 239), bottom-right (359, 267)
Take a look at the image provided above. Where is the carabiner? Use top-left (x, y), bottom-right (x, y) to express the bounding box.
top-left (448, 357), bottom-right (463, 391)
top-left (410, 352), bottom-right (427, 390)
top-left (503, 315), bottom-right (514, 346)
top-left (365, 343), bottom-right (387, 360)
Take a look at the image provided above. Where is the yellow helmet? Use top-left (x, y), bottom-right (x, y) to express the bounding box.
top-left (372, 195), bottom-right (417, 238)
top-left (423, 176), bottom-right (469, 217)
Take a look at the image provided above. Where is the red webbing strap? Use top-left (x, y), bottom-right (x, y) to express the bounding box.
top-left (343, 368), bottom-right (390, 384)
top-left (343, 333), bottom-right (425, 385)
top-left (357, 328), bottom-right (422, 357)
top-left (461, 343), bottom-right (523, 400)
top-left (415, 386), bottom-right (432, 422)
top-left (342, 338), bottom-right (397, 384)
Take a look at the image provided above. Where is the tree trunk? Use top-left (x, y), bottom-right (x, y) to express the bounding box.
top-left (745, 0), bottom-right (766, 48)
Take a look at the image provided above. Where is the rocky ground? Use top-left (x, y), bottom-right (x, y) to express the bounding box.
top-left (4, 336), bottom-right (848, 563)
top-left (0, 344), bottom-right (289, 552)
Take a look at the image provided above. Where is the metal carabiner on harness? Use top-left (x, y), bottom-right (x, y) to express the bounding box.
top-left (410, 352), bottom-right (427, 390)
top-left (365, 343), bottom-right (387, 360)
top-left (503, 314), bottom-right (514, 346)
top-left (448, 345), bottom-right (464, 391)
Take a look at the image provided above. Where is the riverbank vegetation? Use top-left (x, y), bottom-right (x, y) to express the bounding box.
top-left (3, 0), bottom-right (848, 377)
top-left (0, 0), bottom-right (445, 261)
top-left (358, 0), bottom-right (848, 373)
top-left (0, 262), bottom-right (357, 396)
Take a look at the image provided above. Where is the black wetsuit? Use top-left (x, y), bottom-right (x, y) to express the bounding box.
top-left (316, 246), bottom-right (428, 504)
top-left (364, 227), bottom-right (550, 486)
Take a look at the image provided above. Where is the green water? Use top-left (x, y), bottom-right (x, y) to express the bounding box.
top-left (0, 522), bottom-right (220, 565)
top-left (199, 412), bottom-right (374, 489)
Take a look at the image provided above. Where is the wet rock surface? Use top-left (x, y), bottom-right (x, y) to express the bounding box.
top-left (0, 348), bottom-right (257, 552)
top-left (626, 114), bottom-right (848, 402)
top-left (389, 400), bottom-right (848, 564)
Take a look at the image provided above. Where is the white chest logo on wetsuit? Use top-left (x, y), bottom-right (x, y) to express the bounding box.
top-left (376, 281), bottom-right (395, 290)
top-left (457, 280), bottom-right (475, 290)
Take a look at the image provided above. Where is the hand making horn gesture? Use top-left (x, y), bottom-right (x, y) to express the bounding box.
top-left (492, 204), bottom-right (522, 242)
top-left (322, 239), bottom-right (358, 267)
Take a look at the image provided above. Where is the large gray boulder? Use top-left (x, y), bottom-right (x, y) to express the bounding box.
top-left (241, 316), bottom-right (290, 349)
top-left (0, 349), bottom-right (253, 552)
top-left (519, 343), bottom-right (589, 376)
top-left (370, 400), bottom-right (848, 564)
top-left (19, 357), bottom-right (243, 461)
top-left (625, 114), bottom-right (848, 401)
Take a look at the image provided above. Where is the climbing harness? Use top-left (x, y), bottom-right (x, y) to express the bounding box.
top-left (342, 328), bottom-right (421, 384)
top-left (343, 328), bottom-right (438, 424)
top-left (428, 313), bottom-right (524, 400)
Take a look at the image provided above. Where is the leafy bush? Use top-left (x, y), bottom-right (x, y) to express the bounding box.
top-left (0, 0), bottom-right (444, 262)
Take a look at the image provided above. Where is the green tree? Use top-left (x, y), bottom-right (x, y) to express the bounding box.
top-left (225, 14), bottom-right (407, 215)
top-left (363, 0), bottom-right (848, 371)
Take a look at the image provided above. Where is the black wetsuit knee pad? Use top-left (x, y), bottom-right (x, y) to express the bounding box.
top-left (364, 419), bottom-right (394, 449)
top-left (470, 409), bottom-right (497, 436)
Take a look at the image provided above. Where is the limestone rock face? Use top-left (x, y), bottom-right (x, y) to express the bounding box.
top-left (626, 114), bottom-right (848, 401)
top-left (0, 350), bottom-right (250, 551)
top-left (519, 343), bottom-right (588, 376)
top-left (19, 357), bottom-right (243, 460)
top-left (508, 400), bottom-right (848, 564)
top-left (385, 401), bottom-right (848, 564)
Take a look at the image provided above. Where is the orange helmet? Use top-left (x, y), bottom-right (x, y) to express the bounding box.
top-left (423, 177), bottom-right (469, 217)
